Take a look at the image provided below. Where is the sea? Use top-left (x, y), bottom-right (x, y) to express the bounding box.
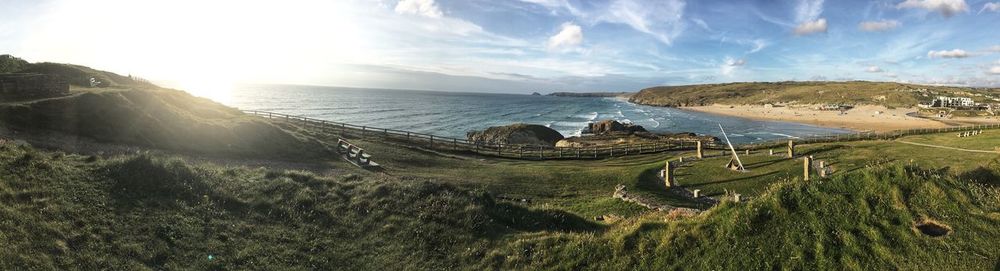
top-left (225, 85), bottom-right (853, 144)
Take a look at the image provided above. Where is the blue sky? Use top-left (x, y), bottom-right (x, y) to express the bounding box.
top-left (2, 0), bottom-right (999, 94)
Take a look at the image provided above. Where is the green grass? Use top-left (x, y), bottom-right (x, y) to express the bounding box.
top-left (480, 162), bottom-right (1000, 270)
top-left (663, 130), bottom-right (1000, 201)
top-left (4, 133), bottom-right (998, 270)
top-left (0, 88), bottom-right (332, 159)
top-left (0, 143), bottom-right (599, 269)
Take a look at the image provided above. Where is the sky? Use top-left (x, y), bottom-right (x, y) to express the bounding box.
top-left (1, 0), bottom-right (1000, 98)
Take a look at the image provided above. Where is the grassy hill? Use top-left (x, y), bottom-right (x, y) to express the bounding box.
top-left (1, 137), bottom-right (997, 269)
top-left (629, 81), bottom-right (1000, 108)
top-left (484, 162), bottom-right (1000, 270)
top-left (0, 143), bottom-right (597, 269)
top-left (0, 88), bottom-right (332, 159)
top-left (1, 54), bottom-right (154, 88)
top-left (0, 55), bottom-right (330, 159)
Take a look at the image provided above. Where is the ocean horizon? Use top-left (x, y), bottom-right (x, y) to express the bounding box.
top-left (225, 84), bottom-right (853, 144)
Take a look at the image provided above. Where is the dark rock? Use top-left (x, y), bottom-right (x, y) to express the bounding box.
top-left (467, 123), bottom-right (564, 146)
top-left (587, 119), bottom-right (647, 135)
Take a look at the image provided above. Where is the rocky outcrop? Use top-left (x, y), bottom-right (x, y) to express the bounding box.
top-left (588, 119), bottom-right (647, 135)
top-left (467, 124), bottom-right (564, 146)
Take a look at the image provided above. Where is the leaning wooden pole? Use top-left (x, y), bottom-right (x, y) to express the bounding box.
top-left (718, 124), bottom-right (745, 171)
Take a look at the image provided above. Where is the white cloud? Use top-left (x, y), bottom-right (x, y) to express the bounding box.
top-left (547, 22), bottom-right (583, 50)
top-left (990, 66), bottom-right (1000, 74)
top-left (927, 49), bottom-right (969, 58)
top-left (599, 0), bottom-right (687, 45)
top-left (395, 0), bottom-right (443, 18)
top-left (886, 72), bottom-right (899, 78)
top-left (794, 18), bottom-right (828, 35)
top-left (866, 66), bottom-right (883, 72)
top-left (896, 0), bottom-right (968, 17)
top-left (858, 20), bottom-right (901, 32)
top-left (519, 0), bottom-right (569, 8)
top-left (720, 57), bottom-right (746, 76)
top-left (979, 2), bottom-right (1000, 14)
top-left (795, 0), bottom-right (825, 22)
top-left (528, 0), bottom-right (687, 45)
top-left (990, 45), bottom-right (1000, 52)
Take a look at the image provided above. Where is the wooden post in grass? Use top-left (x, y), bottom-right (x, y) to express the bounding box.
top-left (693, 189), bottom-right (701, 198)
top-left (664, 160), bottom-right (674, 188)
top-left (745, 149), bottom-right (750, 155)
top-left (769, 149), bottom-right (774, 156)
top-left (787, 140), bottom-right (795, 158)
top-left (819, 160), bottom-right (826, 177)
top-left (803, 156), bottom-right (812, 181)
top-left (696, 141), bottom-right (704, 159)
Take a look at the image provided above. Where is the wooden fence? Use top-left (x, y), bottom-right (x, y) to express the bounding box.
top-left (243, 110), bottom-right (1000, 160)
top-left (243, 110), bottom-right (720, 159)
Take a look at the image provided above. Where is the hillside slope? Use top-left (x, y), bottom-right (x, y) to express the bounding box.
top-left (2, 140), bottom-right (997, 269)
top-left (0, 55), bottom-right (330, 159)
top-left (0, 143), bottom-right (596, 269)
top-left (484, 162), bottom-right (1000, 270)
top-left (0, 89), bottom-right (330, 158)
top-left (629, 81), bottom-right (999, 108)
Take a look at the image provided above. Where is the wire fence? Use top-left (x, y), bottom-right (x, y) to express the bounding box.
top-left (243, 110), bottom-right (1000, 160)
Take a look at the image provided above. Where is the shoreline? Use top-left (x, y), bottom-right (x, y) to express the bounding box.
top-left (674, 104), bottom-right (984, 132)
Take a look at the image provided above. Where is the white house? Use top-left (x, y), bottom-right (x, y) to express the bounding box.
top-left (932, 96), bottom-right (974, 108)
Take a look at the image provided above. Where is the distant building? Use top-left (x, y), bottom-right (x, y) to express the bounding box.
top-left (931, 96), bottom-right (974, 108)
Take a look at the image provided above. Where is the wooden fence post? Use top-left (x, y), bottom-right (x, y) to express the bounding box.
top-left (697, 141), bottom-right (703, 159)
top-left (803, 156), bottom-right (811, 181)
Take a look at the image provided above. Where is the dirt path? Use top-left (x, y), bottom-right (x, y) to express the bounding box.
top-left (895, 140), bottom-right (998, 154)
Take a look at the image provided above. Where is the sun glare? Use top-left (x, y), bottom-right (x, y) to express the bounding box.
top-left (20, 0), bottom-right (366, 104)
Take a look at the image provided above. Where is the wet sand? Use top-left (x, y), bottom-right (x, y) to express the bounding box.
top-left (681, 104), bottom-right (964, 132)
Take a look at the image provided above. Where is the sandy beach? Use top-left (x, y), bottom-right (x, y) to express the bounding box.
top-left (681, 104), bottom-right (971, 132)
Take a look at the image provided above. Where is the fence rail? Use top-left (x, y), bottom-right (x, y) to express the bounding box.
top-left (242, 110), bottom-right (1000, 160)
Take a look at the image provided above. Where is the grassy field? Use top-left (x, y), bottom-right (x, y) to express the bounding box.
top-left (2, 133), bottom-right (998, 269)
top-left (628, 81), bottom-right (1000, 108)
top-left (667, 131), bottom-right (1000, 200)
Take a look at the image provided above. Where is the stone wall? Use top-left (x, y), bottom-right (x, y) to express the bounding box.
top-left (0, 73), bottom-right (69, 99)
